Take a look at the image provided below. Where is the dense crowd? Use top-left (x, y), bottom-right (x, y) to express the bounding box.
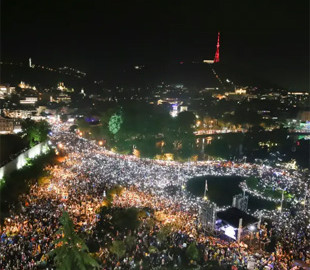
top-left (0, 123), bottom-right (309, 269)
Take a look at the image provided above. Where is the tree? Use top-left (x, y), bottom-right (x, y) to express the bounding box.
top-left (109, 112), bottom-right (123, 135)
top-left (205, 138), bottom-right (230, 159)
top-left (162, 112), bottom-right (197, 159)
top-left (186, 242), bottom-right (200, 261)
top-left (157, 224), bottom-right (172, 243)
top-left (21, 119), bottom-right (49, 147)
top-left (148, 246), bottom-right (159, 254)
top-left (69, 125), bottom-right (78, 133)
top-left (76, 118), bottom-right (90, 133)
top-left (110, 240), bottom-right (126, 259)
top-left (125, 235), bottom-right (136, 251)
top-left (111, 207), bottom-right (141, 231)
top-left (50, 211), bottom-right (99, 270)
top-left (177, 111), bottom-right (196, 130)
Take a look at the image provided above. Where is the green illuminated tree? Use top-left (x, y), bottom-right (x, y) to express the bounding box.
top-left (109, 112), bottom-right (123, 135)
top-left (21, 119), bottom-right (49, 147)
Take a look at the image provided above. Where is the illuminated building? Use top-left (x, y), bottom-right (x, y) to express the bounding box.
top-left (20, 97), bottom-right (38, 105)
top-left (3, 109), bottom-right (35, 119)
top-left (170, 104), bottom-right (178, 117)
top-left (235, 88), bottom-right (247, 94)
top-left (18, 81), bottom-right (36, 90)
top-left (0, 116), bottom-right (21, 134)
top-left (56, 94), bottom-right (71, 103)
top-left (180, 105), bottom-right (188, 112)
top-left (0, 85), bottom-right (15, 99)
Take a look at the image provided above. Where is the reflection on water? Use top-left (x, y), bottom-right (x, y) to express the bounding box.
top-left (187, 176), bottom-right (276, 211)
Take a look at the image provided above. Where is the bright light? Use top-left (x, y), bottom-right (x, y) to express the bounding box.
top-left (170, 111), bottom-right (178, 117)
top-left (224, 226), bottom-right (236, 239)
top-left (58, 143), bottom-right (64, 149)
top-left (249, 225), bottom-right (255, 231)
top-left (203, 196), bottom-right (208, 201)
top-left (98, 141), bottom-right (103, 146)
top-left (277, 206), bottom-right (282, 211)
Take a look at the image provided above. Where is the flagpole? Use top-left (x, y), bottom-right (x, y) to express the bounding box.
top-left (304, 184), bottom-right (308, 210)
top-left (280, 189), bottom-right (284, 212)
top-left (204, 179), bottom-right (208, 199)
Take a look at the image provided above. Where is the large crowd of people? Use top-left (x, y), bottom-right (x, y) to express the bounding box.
top-left (0, 123), bottom-right (309, 269)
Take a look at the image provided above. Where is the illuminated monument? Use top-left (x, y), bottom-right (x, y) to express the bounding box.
top-left (203, 32), bottom-right (220, 64)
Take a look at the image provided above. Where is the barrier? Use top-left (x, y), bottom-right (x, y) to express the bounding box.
top-left (0, 141), bottom-right (49, 179)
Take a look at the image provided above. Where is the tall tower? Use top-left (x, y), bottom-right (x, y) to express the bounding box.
top-left (29, 58), bottom-right (32, 68)
top-left (213, 32), bottom-right (220, 63)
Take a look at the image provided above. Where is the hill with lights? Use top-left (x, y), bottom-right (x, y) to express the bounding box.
top-left (0, 62), bottom-right (93, 90)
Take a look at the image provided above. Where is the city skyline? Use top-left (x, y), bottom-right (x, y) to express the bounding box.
top-left (0, 2), bottom-right (310, 268)
top-left (1, 0), bottom-right (309, 90)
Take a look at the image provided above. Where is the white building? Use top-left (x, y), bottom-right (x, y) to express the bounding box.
top-left (0, 85), bottom-right (15, 99)
top-left (3, 109), bottom-right (36, 119)
top-left (20, 97), bottom-right (38, 105)
top-left (0, 117), bottom-right (21, 134)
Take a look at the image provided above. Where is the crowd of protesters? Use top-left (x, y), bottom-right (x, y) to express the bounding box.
top-left (0, 123), bottom-right (308, 269)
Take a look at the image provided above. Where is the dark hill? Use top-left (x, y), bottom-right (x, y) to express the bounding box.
top-left (0, 63), bottom-right (93, 90)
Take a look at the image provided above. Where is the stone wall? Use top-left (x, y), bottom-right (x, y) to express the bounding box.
top-left (0, 141), bottom-right (49, 179)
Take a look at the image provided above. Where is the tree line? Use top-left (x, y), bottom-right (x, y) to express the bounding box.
top-left (75, 102), bottom-right (197, 160)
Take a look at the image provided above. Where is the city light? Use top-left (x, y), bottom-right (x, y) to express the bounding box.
top-left (0, 2), bottom-right (308, 268)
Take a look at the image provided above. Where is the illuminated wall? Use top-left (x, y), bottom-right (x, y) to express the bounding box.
top-left (0, 141), bottom-right (49, 179)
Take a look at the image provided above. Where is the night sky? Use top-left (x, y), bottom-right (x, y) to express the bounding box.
top-left (1, 0), bottom-right (309, 90)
